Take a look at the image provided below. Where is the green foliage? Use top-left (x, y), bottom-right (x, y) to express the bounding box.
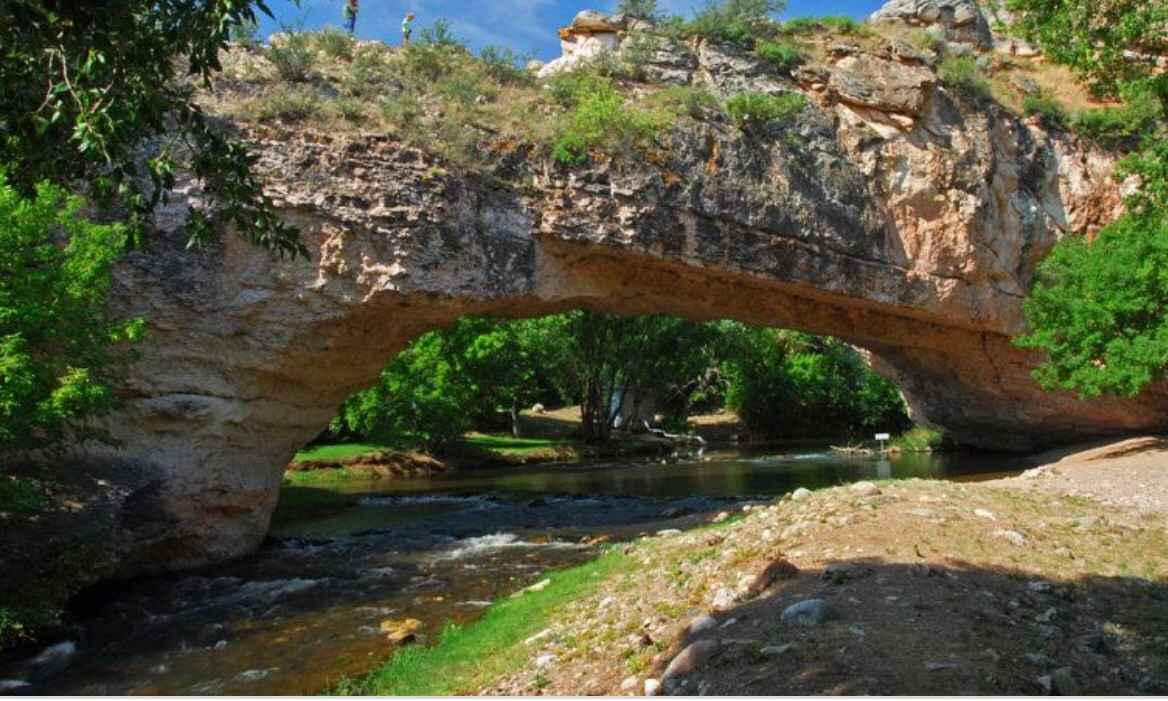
top-left (419, 19), bottom-right (464, 48)
top-left (338, 549), bottom-right (631, 695)
top-left (0, 173), bottom-right (143, 456)
top-left (230, 19), bottom-right (261, 49)
top-left (1022, 91), bottom-right (1067, 129)
top-left (938, 55), bottom-right (992, 101)
top-left (620, 31), bottom-right (663, 80)
top-left (0, 0), bottom-right (305, 257)
top-left (333, 332), bottom-right (472, 452)
top-left (618, 0), bottom-right (660, 18)
top-left (314, 26), bottom-right (357, 61)
top-left (755, 40), bottom-right (805, 71)
top-left (782, 15), bottom-right (865, 35)
top-left (0, 476), bottom-right (45, 514)
top-left (1071, 83), bottom-right (1164, 149)
top-left (1005, 0), bottom-right (1167, 103)
top-left (252, 85), bottom-right (322, 122)
top-left (344, 43), bottom-right (400, 98)
top-left (550, 75), bottom-right (670, 165)
top-left (725, 91), bottom-right (805, 127)
top-left (722, 330), bottom-right (911, 439)
top-left (646, 86), bottom-right (721, 120)
top-left (479, 45), bottom-right (534, 86)
top-left (1016, 210), bottom-right (1168, 397)
top-left (267, 30), bottom-right (317, 82)
top-left (890, 426), bottom-right (944, 452)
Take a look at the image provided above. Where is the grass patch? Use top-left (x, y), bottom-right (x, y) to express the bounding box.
top-left (755, 39), bottom-right (805, 71)
top-left (890, 426), bottom-right (944, 452)
top-left (0, 476), bottom-right (46, 514)
top-left (1023, 91), bottom-right (1068, 129)
top-left (725, 90), bottom-right (805, 127)
top-left (267, 31), bottom-right (316, 82)
top-left (461, 433), bottom-right (571, 455)
top-left (337, 547), bottom-right (632, 695)
top-left (938, 55), bottom-right (992, 102)
top-left (293, 442), bottom-right (395, 463)
top-left (782, 16), bottom-right (867, 36)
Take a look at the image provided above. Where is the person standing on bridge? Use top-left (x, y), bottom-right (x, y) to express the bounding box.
top-left (402, 11), bottom-right (416, 46)
top-left (342, 0), bottom-right (359, 34)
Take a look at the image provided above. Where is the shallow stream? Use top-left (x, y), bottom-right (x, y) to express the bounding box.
top-left (2, 446), bottom-right (1027, 695)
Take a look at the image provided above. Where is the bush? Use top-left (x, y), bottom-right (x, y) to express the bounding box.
top-left (419, 19), bottom-right (464, 48)
top-left (620, 31), bottom-right (662, 80)
top-left (1023, 91), bottom-right (1067, 129)
top-left (379, 91), bottom-right (423, 131)
top-left (755, 40), bottom-right (805, 71)
top-left (938, 55), bottom-right (991, 101)
top-left (230, 19), bottom-right (260, 49)
top-left (344, 43), bottom-right (399, 97)
top-left (1071, 84), bottom-right (1163, 148)
top-left (891, 426), bottom-right (944, 452)
top-left (552, 84), bottom-right (668, 164)
top-left (647, 86), bottom-right (721, 119)
top-left (0, 173), bottom-right (143, 456)
top-left (782, 15), bottom-right (864, 35)
top-left (545, 69), bottom-right (614, 108)
top-left (330, 97), bottom-right (367, 123)
top-left (266, 31), bottom-right (315, 82)
top-left (254, 85), bottom-right (321, 121)
top-left (618, 0), bottom-right (659, 18)
top-left (725, 90), bottom-right (805, 126)
top-left (314, 26), bottom-right (356, 60)
top-left (0, 477), bottom-right (45, 514)
top-left (479, 45), bottom-right (533, 86)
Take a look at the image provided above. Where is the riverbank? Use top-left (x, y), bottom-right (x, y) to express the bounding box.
top-left (347, 440), bottom-right (1168, 695)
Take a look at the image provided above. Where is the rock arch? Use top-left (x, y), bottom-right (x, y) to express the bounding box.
top-left (89, 40), bottom-right (1168, 575)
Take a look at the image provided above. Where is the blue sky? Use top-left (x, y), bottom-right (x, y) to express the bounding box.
top-left (259, 0), bottom-right (886, 60)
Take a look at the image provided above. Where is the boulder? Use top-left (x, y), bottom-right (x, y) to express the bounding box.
top-left (782, 599), bottom-right (830, 626)
top-left (828, 55), bottom-right (936, 115)
top-left (870, 0), bottom-right (993, 48)
top-left (662, 640), bottom-right (720, 680)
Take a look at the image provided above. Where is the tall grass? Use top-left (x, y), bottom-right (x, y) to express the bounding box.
top-left (337, 548), bottom-right (632, 695)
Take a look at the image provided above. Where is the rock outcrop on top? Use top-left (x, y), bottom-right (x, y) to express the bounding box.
top-left (61, 2), bottom-right (1168, 579)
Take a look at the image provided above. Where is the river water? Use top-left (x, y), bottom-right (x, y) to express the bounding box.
top-left (2, 446), bottom-right (1027, 695)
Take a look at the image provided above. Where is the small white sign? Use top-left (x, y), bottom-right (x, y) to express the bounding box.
top-left (875, 433), bottom-right (891, 441)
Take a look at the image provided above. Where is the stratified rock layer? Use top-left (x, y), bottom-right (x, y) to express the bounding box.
top-left (75, 14), bottom-right (1168, 576)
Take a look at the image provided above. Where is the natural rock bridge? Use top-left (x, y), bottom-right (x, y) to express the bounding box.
top-left (85, 26), bottom-right (1168, 575)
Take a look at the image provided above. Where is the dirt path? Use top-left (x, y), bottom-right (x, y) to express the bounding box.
top-left (484, 440), bottom-right (1168, 696)
top-left (990, 437), bottom-right (1168, 516)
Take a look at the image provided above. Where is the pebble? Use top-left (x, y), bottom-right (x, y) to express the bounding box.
top-left (644, 678), bottom-right (661, 696)
top-left (710, 587), bottom-right (737, 610)
top-left (525, 629), bottom-right (553, 645)
top-left (791, 488), bottom-right (812, 501)
top-left (1025, 653), bottom-right (1053, 667)
top-left (656, 529), bottom-right (682, 537)
top-left (974, 509), bottom-right (997, 520)
top-left (662, 640), bottom-right (720, 680)
top-left (620, 676), bottom-right (639, 691)
top-left (1036, 607), bottom-right (1058, 624)
top-left (712, 511), bottom-right (730, 523)
top-left (720, 618), bottom-right (738, 629)
top-left (926, 661), bottom-right (959, 671)
top-left (1038, 624), bottom-right (1062, 640)
top-left (690, 614), bottom-right (719, 634)
top-left (1027, 581), bottom-right (1052, 593)
top-left (236, 669), bottom-right (275, 682)
top-left (535, 653), bottom-right (556, 668)
top-left (781, 599), bottom-right (829, 627)
top-left (851, 481), bottom-right (881, 497)
top-left (380, 618), bottom-right (424, 644)
top-left (994, 529), bottom-right (1028, 546)
top-left (760, 643), bottom-right (798, 657)
top-left (213, 640), bottom-right (229, 651)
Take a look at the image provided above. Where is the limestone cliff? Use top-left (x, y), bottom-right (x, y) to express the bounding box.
top-left (60, 5), bottom-right (1168, 577)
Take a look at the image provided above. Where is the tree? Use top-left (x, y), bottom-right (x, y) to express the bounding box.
top-left (617, 0), bottom-right (659, 19)
top-left (1016, 210), bottom-right (1168, 397)
top-left (1008, 0), bottom-right (1168, 397)
top-left (0, 173), bottom-right (143, 457)
top-left (0, 1), bottom-right (306, 257)
top-left (722, 330), bottom-right (909, 439)
top-left (332, 332), bottom-right (473, 453)
top-left (1004, 0), bottom-right (1167, 106)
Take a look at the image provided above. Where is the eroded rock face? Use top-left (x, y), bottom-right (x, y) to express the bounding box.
top-left (73, 20), bottom-right (1168, 577)
top-left (870, 0), bottom-right (994, 48)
